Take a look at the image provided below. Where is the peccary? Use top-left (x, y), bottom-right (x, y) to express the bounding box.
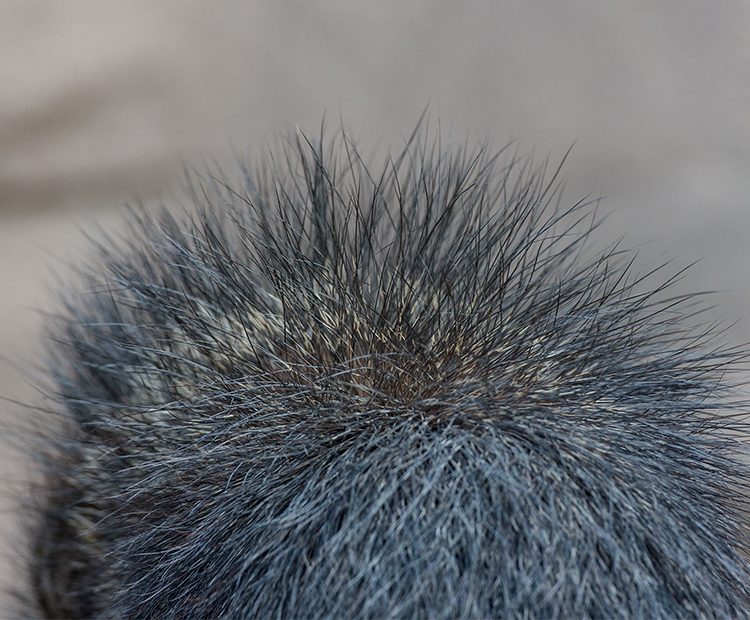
top-left (23, 121), bottom-right (750, 618)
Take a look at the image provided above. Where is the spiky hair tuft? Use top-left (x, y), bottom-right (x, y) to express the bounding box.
top-left (26, 120), bottom-right (750, 619)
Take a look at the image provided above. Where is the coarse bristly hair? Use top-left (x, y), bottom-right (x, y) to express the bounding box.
top-left (19, 118), bottom-right (750, 619)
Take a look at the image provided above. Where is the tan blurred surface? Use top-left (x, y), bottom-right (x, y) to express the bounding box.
top-left (2, 1), bottom-right (750, 614)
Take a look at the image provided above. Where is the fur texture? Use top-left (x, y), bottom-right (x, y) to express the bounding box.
top-left (25, 122), bottom-right (750, 618)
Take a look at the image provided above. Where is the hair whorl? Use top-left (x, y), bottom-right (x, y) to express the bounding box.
top-left (26, 121), bottom-right (750, 619)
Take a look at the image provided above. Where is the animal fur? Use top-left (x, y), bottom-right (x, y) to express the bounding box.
top-left (23, 121), bottom-right (750, 618)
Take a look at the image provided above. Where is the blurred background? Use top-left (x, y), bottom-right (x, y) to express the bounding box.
top-left (2, 0), bottom-right (750, 611)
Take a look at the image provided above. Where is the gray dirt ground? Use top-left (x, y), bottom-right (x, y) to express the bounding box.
top-left (2, 1), bottom-right (750, 615)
